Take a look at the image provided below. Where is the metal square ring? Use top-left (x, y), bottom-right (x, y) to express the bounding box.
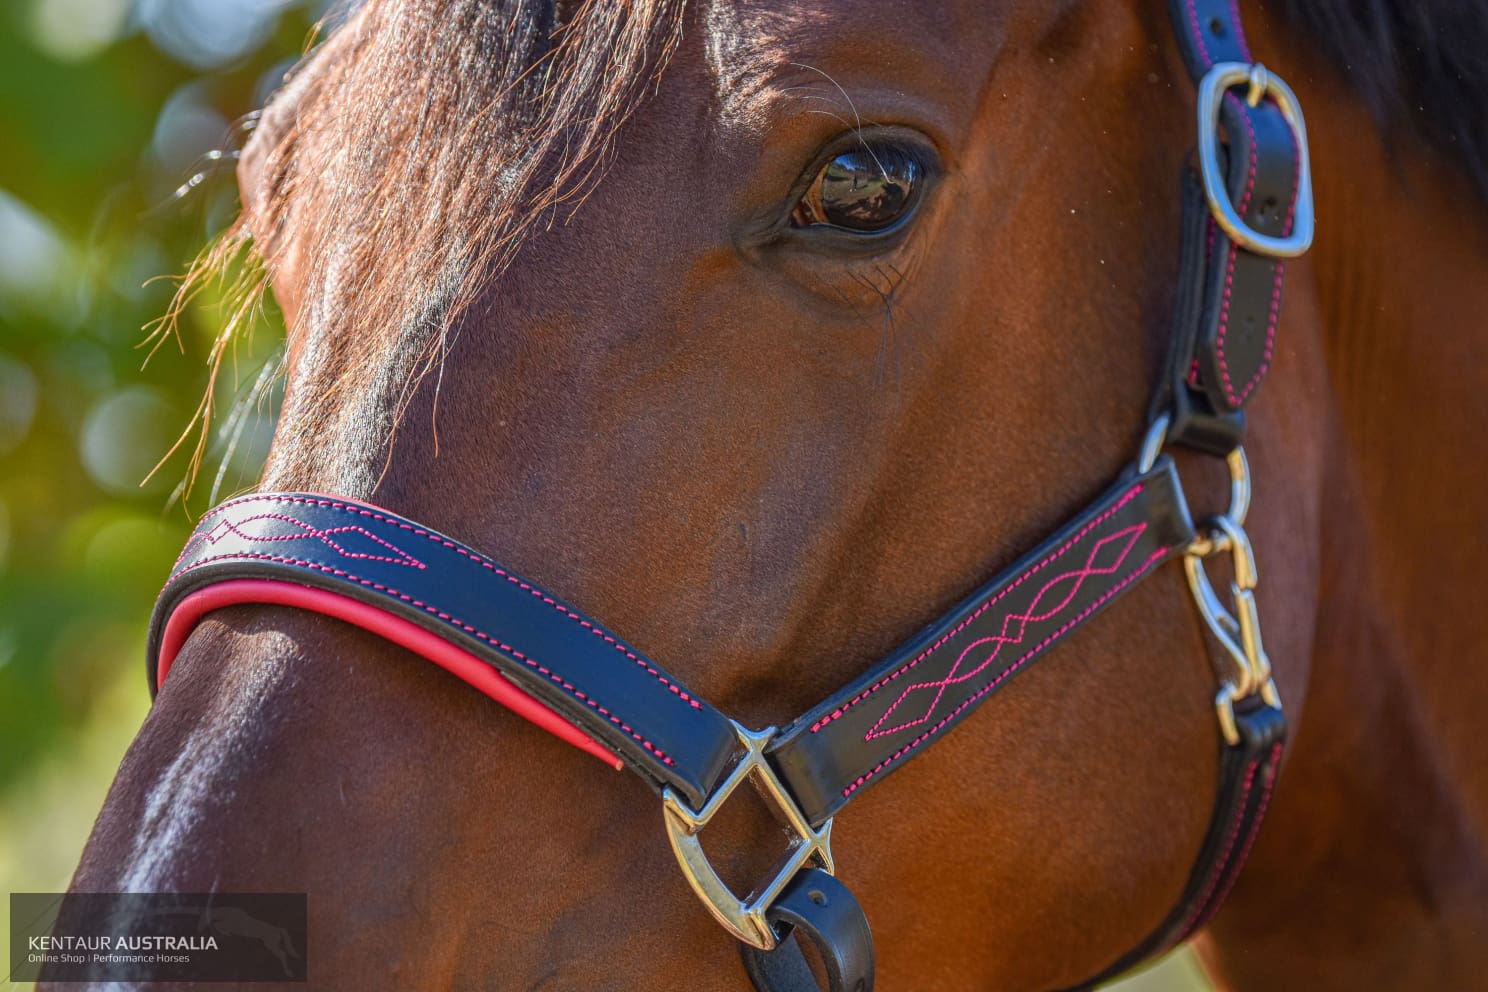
top-left (662, 722), bottom-right (835, 950)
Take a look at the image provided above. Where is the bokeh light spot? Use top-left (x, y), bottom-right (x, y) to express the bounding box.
top-left (78, 387), bottom-right (177, 494)
top-left (137, 0), bottom-right (297, 70)
top-left (151, 84), bottom-right (230, 174)
top-left (0, 190), bottom-right (70, 311)
top-left (27, 0), bottom-right (130, 63)
top-left (0, 500), bottom-right (11, 574)
top-left (0, 353), bottom-right (40, 456)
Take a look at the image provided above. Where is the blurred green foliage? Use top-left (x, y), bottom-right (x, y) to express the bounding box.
top-left (0, 1), bottom-right (315, 790)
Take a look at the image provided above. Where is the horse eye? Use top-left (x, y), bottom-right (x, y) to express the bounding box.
top-left (791, 144), bottom-right (924, 233)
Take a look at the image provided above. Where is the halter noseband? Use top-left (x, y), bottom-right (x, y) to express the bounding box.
top-left (146, 2), bottom-right (1310, 988)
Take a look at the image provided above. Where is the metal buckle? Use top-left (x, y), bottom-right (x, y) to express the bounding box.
top-left (1184, 514), bottom-right (1281, 745)
top-left (662, 722), bottom-right (834, 950)
top-left (1196, 61), bottom-right (1315, 258)
top-left (1138, 414), bottom-right (1249, 525)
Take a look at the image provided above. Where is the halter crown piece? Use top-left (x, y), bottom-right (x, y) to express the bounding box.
top-left (147, 2), bottom-right (1310, 988)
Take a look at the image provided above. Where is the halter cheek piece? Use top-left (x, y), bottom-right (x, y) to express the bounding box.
top-left (146, 3), bottom-right (1309, 988)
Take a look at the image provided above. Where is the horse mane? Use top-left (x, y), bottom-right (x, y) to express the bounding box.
top-left (157, 0), bottom-right (685, 493)
top-left (1283, 0), bottom-right (1488, 203)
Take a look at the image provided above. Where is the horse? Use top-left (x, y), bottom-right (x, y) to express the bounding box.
top-left (63, 0), bottom-right (1488, 988)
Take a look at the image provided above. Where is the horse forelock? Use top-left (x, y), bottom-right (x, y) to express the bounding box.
top-left (162, 0), bottom-right (688, 496)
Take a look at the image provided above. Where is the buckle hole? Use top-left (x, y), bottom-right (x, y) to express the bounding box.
top-left (1208, 16), bottom-right (1225, 36)
top-left (807, 889), bottom-right (828, 907)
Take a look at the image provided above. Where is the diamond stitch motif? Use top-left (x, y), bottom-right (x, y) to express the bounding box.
top-left (181, 513), bottom-right (426, 569)
top-left (864, 524), bottom-right (1146, 740)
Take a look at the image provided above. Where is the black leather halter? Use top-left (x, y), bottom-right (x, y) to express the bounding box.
top-left (146, 2), bottom-right (1310, 988)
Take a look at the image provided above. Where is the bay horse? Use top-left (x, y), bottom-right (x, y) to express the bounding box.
top-left (66, 0), bottom-right (1488, 988)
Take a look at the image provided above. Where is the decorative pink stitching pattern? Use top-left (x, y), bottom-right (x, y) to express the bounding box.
top-left (864, 525), bottom-right (1146, 740)
top-left (171, 549), bottom-right (676, 765)
top-left (808, 484), bottom-right (1146, 734)
top-left (175, 495), bottom-right (703, 711)
top-left (1185, 741), bottom-right (1283, 935)
top-left (838, 547), bottom-right (1168, 800)
top-left (179, 513), bottom-right (426, 569)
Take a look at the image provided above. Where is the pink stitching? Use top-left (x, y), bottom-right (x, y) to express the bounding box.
top-left (1191, 0), bottom-right (1294, 409)
top-left (1228, 0), bottom-right (1253, 60)
top-left (809, 484), bottom-right (1146, 734)
top-left (838, 547), bottom-right (1168, 799)
top-left (1185, 0), bottom-right (1213, 68)
top-left (178, 513), bottom-right (426, 569)
top-left (1212, 95), bottom-right (1259, 407)
top-left (176, 495), bottom-right (702, 710)
top-left (1184, 0), bottom-right (1256, 407)
top-left (864, 525), bottom-right (1146, 740)
top-left (1213, 113), bottom-right (1297, 406)
top-left (1185, 741), bottom-right (1282, 935)
top-left (170, 549), bottom-right (676, 765)
top-left (1178, 758), bottom-right (1257, 935)
top-left (1185, 0), bottom-right (1253, 68)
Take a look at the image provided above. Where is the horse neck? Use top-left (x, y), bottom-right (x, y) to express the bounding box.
top-left (1196, 16), bottom-right (1488, 987)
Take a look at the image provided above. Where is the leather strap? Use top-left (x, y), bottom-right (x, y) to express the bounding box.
top-left (740, 869), bottom-right (874, 992)
top-left (147, 460), bottom-right (1197, 992)
top-left (768, 459), bottom-right (1195, 826)
top-left (145, 5), bottom-right (1299, 985)
top-left (1158, 0), bottom-right (1302, 453)
top-left (147, 493), bottom-right (739, 809)
top-left (1062, 702), bottom-right (1285, 990)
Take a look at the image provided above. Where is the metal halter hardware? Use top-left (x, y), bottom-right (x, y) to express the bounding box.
top-left (662, 722), bottom-right (834, 951)
top-left (1141, 414), bottom-right (1281, 747)
top-left (658, 53), bottom-right (1311, 963)
top-left (1186, 514), bottom-right (1281, 746)
top-left (1197, 62), bottom-right (1315, 258)
top-left (144, 9), bottom-right (1307, 990)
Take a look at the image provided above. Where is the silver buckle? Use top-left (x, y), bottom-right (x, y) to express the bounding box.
top-left (662, 722), bottom-right (834, 950)
top-left (1196, 61), bottom-right (1315, 258)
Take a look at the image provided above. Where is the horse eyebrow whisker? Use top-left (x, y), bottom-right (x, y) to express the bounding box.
top-left (788, 62), bottom-right (886, 178)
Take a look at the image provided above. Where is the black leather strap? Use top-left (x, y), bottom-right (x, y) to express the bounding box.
top-left (768, 459), bottom-right (1196, 827)
top-left (1158, 0), bottom-right (1302, 454)
top-left (740, 869), bottom-right (874, 992)
top-left (1062, 702), bottom-right (1286, 990)
top-left (147, 493), bottom-right (739, 809)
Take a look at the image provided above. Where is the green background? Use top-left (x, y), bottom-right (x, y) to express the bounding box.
top-left (0, 2), bottom-right (1207, 988)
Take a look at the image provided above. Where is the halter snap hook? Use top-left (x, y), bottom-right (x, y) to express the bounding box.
top-left (1184, 514), bottom-right (1281, 745)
